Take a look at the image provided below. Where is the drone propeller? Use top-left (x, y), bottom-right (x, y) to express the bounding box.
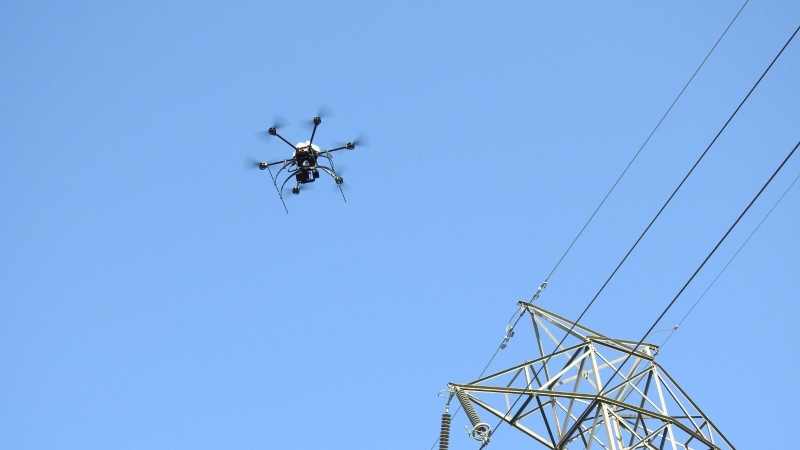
top-left (335, 133), bottom-right (370, 150)
top-left (301, 104), bottom-right (335, 129)
top-left (256, 115), bottom-right (288, 142)
top-left (350, 134), bottom-right (369, 148)
top-left (243, 155), bottom-right (265, 170)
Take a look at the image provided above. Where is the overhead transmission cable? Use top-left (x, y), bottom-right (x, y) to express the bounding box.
top-left (430, 4), bottom-right (750, 450)
top-left (542, 0), bottom-right (750, 285)
top-left (487, 0), bottom-right (751, 363)
top-left (486, 0), bottom-right (750, 384)
top-left (659, 169), bottom-right (800, 349)
top-left (558, 139), bottom-right (800, 446)
top-left (477, 23), bottom-right (799, 448)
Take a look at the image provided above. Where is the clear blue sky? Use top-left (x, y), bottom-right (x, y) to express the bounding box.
top-left (1, 1), bottom-right (798, 449)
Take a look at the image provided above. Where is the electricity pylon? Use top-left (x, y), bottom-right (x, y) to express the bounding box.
top-left (446, 302), bottom-right (735, 449)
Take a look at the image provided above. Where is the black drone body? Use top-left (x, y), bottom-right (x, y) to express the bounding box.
top-left (255, 115), bottom-right (363, 213)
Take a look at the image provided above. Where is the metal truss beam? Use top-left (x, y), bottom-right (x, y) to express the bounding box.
top-left (448, 305), bottom-right (735, 449)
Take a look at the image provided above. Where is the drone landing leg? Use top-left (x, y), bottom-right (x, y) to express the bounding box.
top-left (278, 193), bottom-right (288, 213)
top-left (266, 165), bottom-right (289, 214)
top-left (337, 184), bottom-right (347, 203)
top-left (318, 165), bottom-right (347, 203)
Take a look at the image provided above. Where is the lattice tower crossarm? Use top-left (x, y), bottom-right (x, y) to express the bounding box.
top-left (448, 302), bottom-right (735, 449)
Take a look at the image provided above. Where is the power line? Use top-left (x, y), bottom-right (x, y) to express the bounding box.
top-left (477, 23), bottom-right (799, 448)
top-left (559, 138), bottom-right (800, 446)
top-left (541, 0), bottom-right (750, 285)
top-left (659, 168), bottom-right (800, 349)
top-left (477, 0), bottom-right (749, 396)
top-left (431, 4), bottom-right (751, 449)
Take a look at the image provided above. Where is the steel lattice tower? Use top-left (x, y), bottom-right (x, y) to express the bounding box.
top-left (447, 302), bottom-right (735, 450)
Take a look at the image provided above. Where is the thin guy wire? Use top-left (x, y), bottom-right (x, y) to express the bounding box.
top-left (478, 24), bottom-right (799, 448)
top-left (659, 168), bottom-right (800, 349)
top-left (559, 139), bottom-right (799, 447)
top-left (543, 0), bottom-right (750, 283)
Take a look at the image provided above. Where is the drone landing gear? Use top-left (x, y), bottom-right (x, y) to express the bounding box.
top-left (310, 165), bottom-right (346, 202)
top-left (271, 161), bottom-right (347, 213)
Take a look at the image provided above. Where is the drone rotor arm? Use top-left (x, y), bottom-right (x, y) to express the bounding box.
top-left (321, 146), bottom-right (349, 153)
top-left (316, 147), bottom-right (348, 167)
top-left (263, 159), bottom-right (288, 168)
top-left (308, 121), bottom-right (319, 146)
top-left (259, 158), bottom-right (294, 173)
top-left (271, 131), bottom-right (299, 151)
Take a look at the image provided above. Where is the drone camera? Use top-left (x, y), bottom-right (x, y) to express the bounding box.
top-left (291, 186), bottom-right (300, 195)
top-left (295, 171), bottom-right (317, 184)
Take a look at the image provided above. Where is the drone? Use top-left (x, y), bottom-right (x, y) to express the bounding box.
top-left (252, 114), bottom-right (365, 213)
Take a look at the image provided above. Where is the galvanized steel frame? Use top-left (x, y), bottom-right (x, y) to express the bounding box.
top-left (449, 302), bottom-right (735, 450)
